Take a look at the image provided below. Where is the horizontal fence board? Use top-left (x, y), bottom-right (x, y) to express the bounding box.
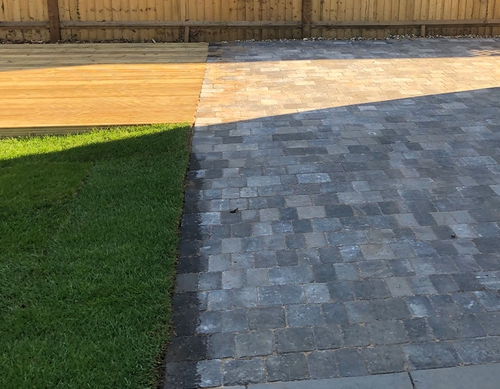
top-left (0, 22), bottom-right (49, 28)
top-left (60, 20), bottom-right (303, 28)
top-left (313, 19), bottom-right (500, 27)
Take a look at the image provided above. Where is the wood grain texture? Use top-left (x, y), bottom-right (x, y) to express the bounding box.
top-left (2, 0), bottom-right (500, 42)
top-left (0, 43), bottom-right (208, 136)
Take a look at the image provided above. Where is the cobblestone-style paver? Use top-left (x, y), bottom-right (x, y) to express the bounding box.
top-left (165, 39), bottom-right (500, 388)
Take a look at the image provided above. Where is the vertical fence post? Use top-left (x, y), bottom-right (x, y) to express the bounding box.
top-left (47, 0), bottom-right (61, 41)
top-left (181, 0), bottom-right (190, 42)
top-left (302, 0), bottom-right (312, 38)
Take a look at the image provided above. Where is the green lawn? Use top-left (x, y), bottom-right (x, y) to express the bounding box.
top-left (0, 124), bottom-right (191, 388)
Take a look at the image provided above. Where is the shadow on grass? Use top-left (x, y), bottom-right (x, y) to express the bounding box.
top-left (0, 126), bottom-right (187, 165)
top-left (0, 125), bottom-right (192, 389)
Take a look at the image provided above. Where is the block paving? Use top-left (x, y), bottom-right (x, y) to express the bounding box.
top-left (165, 38), bottom-right (500, 388)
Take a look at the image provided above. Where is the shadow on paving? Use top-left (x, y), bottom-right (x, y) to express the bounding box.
top-left (165, 87), bottom-right (500, 388)
top-left (207, 38), bottom-right (500, 64)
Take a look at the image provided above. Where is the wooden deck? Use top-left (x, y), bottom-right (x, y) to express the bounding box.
top-left (0, 43), bottom-right (208, 136)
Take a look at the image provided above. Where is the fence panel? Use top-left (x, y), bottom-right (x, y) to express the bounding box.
top-left (0, 0), bottom-right (49, 41)
top-left (0, 0), bottom-right (499, 42)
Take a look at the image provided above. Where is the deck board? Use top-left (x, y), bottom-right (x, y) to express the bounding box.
top-left (0, 43), bottom-right (208, 136)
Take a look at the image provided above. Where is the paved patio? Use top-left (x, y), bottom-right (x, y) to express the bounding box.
top-left (165, 38), bottom-right (500, 388)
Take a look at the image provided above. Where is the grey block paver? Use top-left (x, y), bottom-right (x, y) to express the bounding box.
top-left (368, 320), bottom-right (409, 345)
top-left (307, 350), bottom-right (338, 379)
top-left (304, 283), bottom-right (331, 303)
top-left (248, 306), bottom-right (286, 330)
top-left (223, 358), bottom-right (266, 386)
top-left (266, 353), bottom-right (309, 382)
top-left (386, 277), bottom-right (413, 297)
top-left (336, 348), bottom-right (368, 377)
top-left (363, 345), bottom-right (406, 374)
top-left (314, 325), bottom-right (344, 349)
top-left (342, 323), bottom-right (371, 347)
top-left (165, 38), bottom-right (500, 388)
top-left (198, 359), bottom-right (223, 388)
top-left (286, 304), bottom-right (326, 327)
top-left (403, 342), bottom-right (461, 370)
top-left (345, 300), bottom-right (374, 323)
top-left (208, 333), bottom-right (234, 359)
top-left (275, 327), bottom-right (316, 353)
top-left (235, 330), bottom-right (274, 357)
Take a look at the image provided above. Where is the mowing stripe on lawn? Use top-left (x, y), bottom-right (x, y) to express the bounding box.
top-left (0, 124), bottom-right (191, 388)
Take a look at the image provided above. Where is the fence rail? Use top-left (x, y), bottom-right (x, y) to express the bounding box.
top-left (1, 0), bottom-right (499, 42)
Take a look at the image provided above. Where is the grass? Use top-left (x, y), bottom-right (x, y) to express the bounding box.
top-left (0, 124), bottom-right (192, 388)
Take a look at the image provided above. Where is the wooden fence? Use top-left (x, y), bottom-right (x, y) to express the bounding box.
top-left (1, 0), bottom-right (500, 43)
